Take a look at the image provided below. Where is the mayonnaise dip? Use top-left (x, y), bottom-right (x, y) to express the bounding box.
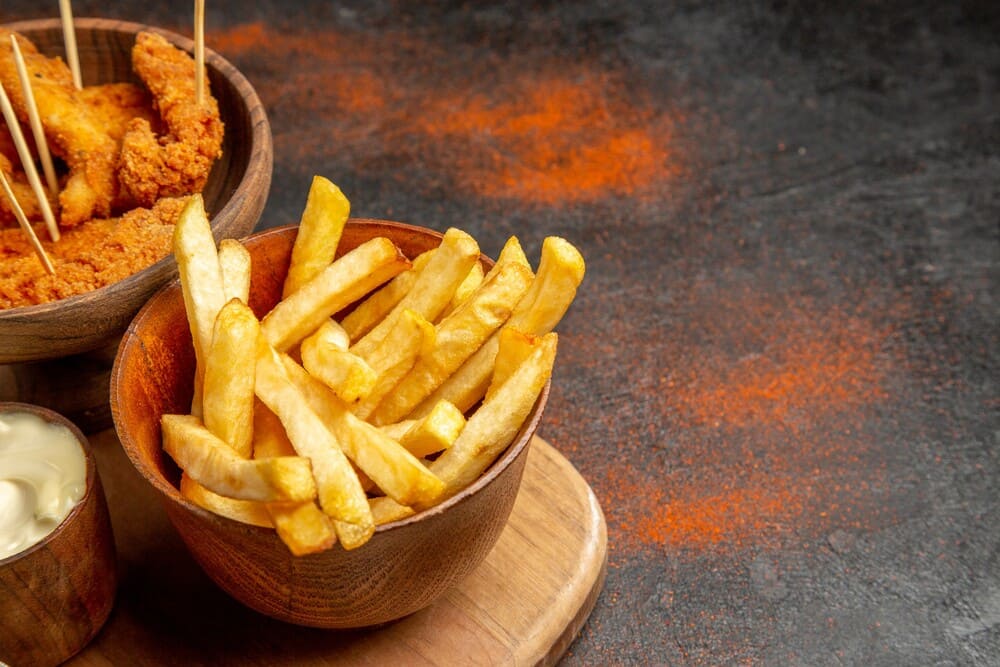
top-left (0, 411), bottom-right (87, 560)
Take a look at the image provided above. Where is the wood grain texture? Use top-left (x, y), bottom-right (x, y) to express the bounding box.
top-left (0, 18), bottom-right (271, 363)
top-left (69, 433), bottom-right (605, 665)
top-left (0, 403), bottom-right (117, 667)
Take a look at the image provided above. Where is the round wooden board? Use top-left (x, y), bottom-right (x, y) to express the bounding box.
top-left (66, 433), bottom-right (607, 666)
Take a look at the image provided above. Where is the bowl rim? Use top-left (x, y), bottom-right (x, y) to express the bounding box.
top-left (0, 17), bottom-right (271, 322)
top-left (0, 401), bottom-right (98, 566)
top-left (111, 219), bottom-right (550, 542)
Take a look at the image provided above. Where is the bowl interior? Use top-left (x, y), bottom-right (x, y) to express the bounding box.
top-left (0, 18), bottom-right (272, 363)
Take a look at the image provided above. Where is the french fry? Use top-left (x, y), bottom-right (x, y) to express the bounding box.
top-left (280, 355), bottom-right (445, 509)
top-left (218, 239), bottom-right (252, 304)
top-left (173, 195), bottom-right (226, 417)
top-left (432, 333), bottom-right (557, 492)
top-left (268, 501), bottom-right (338, 556)
top-left (340, 250), bottom-right (434, 342)
top-left (282, 175), bottom-right (350, 298)
top-left (486, 328), bottom-right (541, 401)
top-left (180, 472), bottom-right (273, 528)
top-left (368, 333), bottom-right (556, 524)
top-left (439, 262), bottom-right (484, 321)
top-left (413, 236), bottom-right (584, 416)
top-left (379, 399), bottom-right (466, 458)
top-left (301, 320), bottom-right (377, 404)
top-left (161, 414), bottom-right (317, 503)
top-left (350, 228), bottom-right (480, 360)
top-left (251, 401), bottom-right (337, 555)
top-left (370, 261), bottom-right (533, 425)
top-left (261, 237), bottom-right (410, 352)
top-left (202, 299), bottom-right (258, 458)
top-left (351, 309), bottom-right (435, 421)
top-left (254, 338), bottom-right (374, 545)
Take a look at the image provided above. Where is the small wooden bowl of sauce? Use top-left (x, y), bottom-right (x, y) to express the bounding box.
top-left (0, 402), bottom-right (117, 666)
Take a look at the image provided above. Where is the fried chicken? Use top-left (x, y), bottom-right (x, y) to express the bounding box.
top-left (0, 29), bottom-right (120, 227)
top-left (118, 31), bottom-right (224, 207)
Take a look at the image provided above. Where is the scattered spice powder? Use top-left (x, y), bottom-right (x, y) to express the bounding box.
top-left (588, 289), bottom-right (899, 553)
top-left (213, 23), bottom-right (677, 206)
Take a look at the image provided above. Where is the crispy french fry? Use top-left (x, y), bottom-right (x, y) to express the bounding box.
top-left (283, 175), bottom-right (350, 298)
top-left (379, 399), bottom-right (466, 458)
top-left (261, 237), bottom-right (410, 352)
top-left (340, 249), bottom-right (434, 342)
top-left (370, 261), bottom-right (533, 425)
top-left (432, 333), bottom-right (556, 492)
top-left (180, 472), bottom-right (273, 527)
top-left (351, 309), bottom-right (435, 421)
top-left (173, 195), bottom-right (226, 417)
top-left (251, 400), bottom-right (337, 554)
top-left (267, 501), bottom-right (338, 556)
top-left (439, 262), bottom-right (484, 321)
top-left (280, 355), bottom-right (445, 509)
top-left (202, 299), bottom-right (258, 458)
top-left (350, 228), bottom-right (480, 360)
top-left (161, 414), bottom-right (316, 502)
top-left (301, 320), bottom-right (378, 404)
top-left (413, 236), bottom-right (584, 416)
top-left (218, 238), bottom-right (252, 304)
top-left (251, 399), bottom-right (296, 458)
top-left (486, 328), bottom-right (541, 401)
top-left (367, 334), bottom-right (556, 523)
top-left (254, 338), bottom-right (374, 542)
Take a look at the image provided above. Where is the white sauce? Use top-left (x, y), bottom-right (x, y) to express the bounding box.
top-left (0, 411), bottom-right (87, 560)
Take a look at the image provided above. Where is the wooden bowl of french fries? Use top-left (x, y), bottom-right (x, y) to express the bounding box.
top-left (111, 180), bottom-right (584, 627)
top-left (0, 18), bottom-right (271, 363)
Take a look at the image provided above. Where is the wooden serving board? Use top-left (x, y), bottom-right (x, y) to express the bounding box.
top-left (67, 433), bottom-right (607, 666)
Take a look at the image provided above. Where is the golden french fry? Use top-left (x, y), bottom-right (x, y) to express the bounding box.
top-left (180, 472), bottom-right (273, 527)
top-left (283, 175), bottom-right (350, 298)
top-left (254, 338), bottom-right (374, 540)
top-left (439, 261), bottom-right (484, 321)
top-left (267, 501), bottom-right (338, 556)
top-left (280, 355), bottom-right (445, 509)
top-left (350, 228), bottom-right (480, 360)
top-left (486, 328), bottom-right (540, 401)
top-left (413, 236), bottom-right (584, 416)
top-left (261, 237), bottom-right (410, 352)
top-left (218, 238), bottom-right (252, 304)
top-left (379, 399), bottom-right (466, 458)
top-left (433, 333), bottom-right (556, 492)
top-left (250, 400), bottom-right (338, 554)
top-left (301, 320), bottom-right (378, 403)
top-left (351, 309), bottom-right (435, 421)
top-left (370, 261), bottom-right (533, 425)
top-left (340, 249), bottom-right (434, 342)
top-left (251, 398), bottom-right (296, 458)
top-left (368, 334), bottom-right (556, 523)
top-left (173, 195), bottom-right (226, 417)
top-left (202, 299), bottom-right (258, 458)
top-left (161, 414), bottom-right (317, 502)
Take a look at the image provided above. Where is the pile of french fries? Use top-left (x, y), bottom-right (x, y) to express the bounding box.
top-left (161, 176), bottom-right (585, 554)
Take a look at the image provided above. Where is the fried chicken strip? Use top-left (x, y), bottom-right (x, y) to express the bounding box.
top-left (118, 32), bottom-right (224, 207)
top-left (0, 29), bottom-right (120, 227)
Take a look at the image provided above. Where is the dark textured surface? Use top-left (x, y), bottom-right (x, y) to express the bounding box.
top-left (5, 1), bottom-right (998, 664)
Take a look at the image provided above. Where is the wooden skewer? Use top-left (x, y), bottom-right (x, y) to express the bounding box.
top-left (0, 170), bottom-right (55, 275)
top-left (0, 80), bottom-right (60, 242)
top-left (10, 36), bottom-right (59, 200)
top-left (194, 0), bottom-right (205, 106)
top-left (59, 0), bottom-right (82, 89)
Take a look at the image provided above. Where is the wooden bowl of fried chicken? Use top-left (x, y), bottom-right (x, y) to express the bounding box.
top-left (0, 18), bottom-right (271, 429)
